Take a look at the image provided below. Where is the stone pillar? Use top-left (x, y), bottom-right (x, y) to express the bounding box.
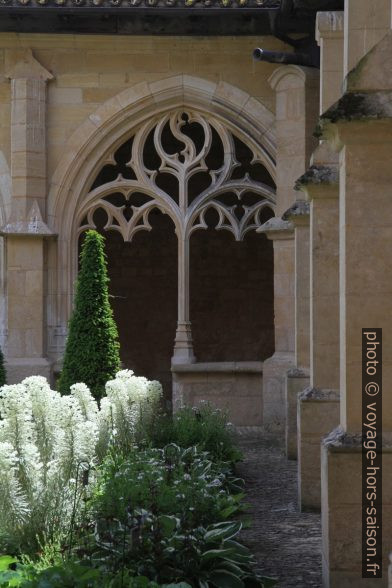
top-left (1, 50), bottom-right (55, 383)
top-left (258, 65), bottom-right (319, 433)
top-left (281, 200), bottom-right (310, 459)
top-left (344, 0), bottom-right (391, 78)
top-left (293, 10), bottom-right (344, 510)
top-left (172, 236), bottom-right (196, 365)
top-left (257, 217), bottom-right (294, 432)
top-left (316, 11), bottom-right (344, 113)
top-left (320, 31), bottom-right (392, 586)
top-left (295, 144), bottom-right (340, 510)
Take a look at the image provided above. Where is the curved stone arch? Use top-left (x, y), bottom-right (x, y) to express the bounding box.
top-left (49, 75), bottom-right (276, 233)
top-left (47, 75), bottom-right (277, 362)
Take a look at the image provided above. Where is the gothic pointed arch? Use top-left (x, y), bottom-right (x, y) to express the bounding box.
top-left (46, 75), bottom-right (277, 363)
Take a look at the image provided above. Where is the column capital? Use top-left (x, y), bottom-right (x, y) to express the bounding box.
top-left (316, 10), bottom-right (344, 44)
top-left (0, 201), bottom-right (56, 238)
top-left (5, 49), bottom-right (53, 82)
top-left (257, 217), bottom-right (294, 241)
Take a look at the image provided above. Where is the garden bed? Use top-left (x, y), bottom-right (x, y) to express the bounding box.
top-left (0, 372), bottom-right (275, 588)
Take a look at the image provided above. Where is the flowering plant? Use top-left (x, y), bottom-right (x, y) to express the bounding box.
top-left (0, 370), bottom-right (162, 554)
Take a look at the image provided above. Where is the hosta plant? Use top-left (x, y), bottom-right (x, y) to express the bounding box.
top-left (0, 370), bottom-right (162, 554)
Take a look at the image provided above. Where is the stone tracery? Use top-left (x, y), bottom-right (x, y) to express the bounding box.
top-left (79, 110), bottom-right (274, 242)
top-left (78, 109), bottom-right (275, 362)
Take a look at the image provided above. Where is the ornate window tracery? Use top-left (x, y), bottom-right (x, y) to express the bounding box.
top-left (78, 109), bottom-right (275, 362)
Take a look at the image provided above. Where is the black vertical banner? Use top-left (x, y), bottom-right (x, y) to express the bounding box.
top-left (362, 329), bottom-right (382, 578)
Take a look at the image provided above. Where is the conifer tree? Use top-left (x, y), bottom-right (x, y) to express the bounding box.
top-left (58, 230), bottom-right (120, 399)
top-left (0, 345), bottom-right (6, 387)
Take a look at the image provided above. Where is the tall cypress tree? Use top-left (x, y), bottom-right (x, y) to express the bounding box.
top-left (0, 345), bottom-right (6, 387)
top-left (58, 230), bottom-right (120, 399)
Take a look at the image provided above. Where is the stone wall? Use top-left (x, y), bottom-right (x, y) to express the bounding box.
top-left (0, 33), bottom-right (286, 188)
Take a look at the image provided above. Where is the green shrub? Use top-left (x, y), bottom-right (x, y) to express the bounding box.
top-left (90, 444), bottom-right (244, 529)
top-left (58, 230), bottom-right (120, 399)
top-left (64, 444), bottom-right (276, 587)
top-left (0, 346), bottom-right (6, 387)
top-left (145, 403), bottom-right (242, 464)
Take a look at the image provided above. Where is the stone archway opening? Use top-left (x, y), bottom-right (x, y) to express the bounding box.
top-left (190, 205), bottom-right (275, 363)
top-left (75, 107), bottom-right (276, 415)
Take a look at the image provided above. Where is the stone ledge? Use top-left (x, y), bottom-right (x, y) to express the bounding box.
top-left (295, 164), bottom-right (338, 189)
top-left (171, 361), bottom-right (263, 374)
top-left (323, 426), bottom-right (392, 451)
top-left (286, 367), bottom-right (310, 378)
top-left (317, 91), bottom-right (392, 137)
top-left (282, 200), bottom-right (310, 220)
top-left (257, 217), bottom-right (294, 239)
top-left (299, 386), bottom-right (340, 401)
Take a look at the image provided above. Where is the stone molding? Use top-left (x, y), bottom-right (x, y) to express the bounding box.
top-left (257, 216), bottom-right (294, 240)
top-left (323, 426), bottom-right (392, 451)
top-left (299, 386), bottom-right (340, 402)
top-left (286, 367), bottom-right (309, 378)
top-left (4, 48), bottom-right (53, 82)
top-left (316, 10), bottom-right (344, 43)
top-left (172, 361), bottom-right (263, 373)
top-left (0, 200), bottom-right (56, 237)
top-left (268, 64), bottom-right (319, 92)
top-left (281, 200), bottom-right (310, 225)
top-left (295, 165), bottom-right (338, 190)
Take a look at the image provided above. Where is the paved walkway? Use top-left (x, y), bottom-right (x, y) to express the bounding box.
top-left (236, 436), bottom-right (322, 588)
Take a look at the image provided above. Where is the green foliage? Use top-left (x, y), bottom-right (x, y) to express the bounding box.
top-left (58, 230), bottom-right (121, 399)
top-left (64, 444), bottom-right (274, 588)
top-left (0, 556), bottom-right (164, 587)
top-left (146, 403), bottom-right (242, 464)
top-left (90, 444), bottom-right (244, 529)
top-left (0, 346), bottom-right (6, 387)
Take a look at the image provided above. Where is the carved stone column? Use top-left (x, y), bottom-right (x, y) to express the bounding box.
top-left (172, 236), bottom-right (196, 365)
top-left (1, 50), bottom-right (55, 383)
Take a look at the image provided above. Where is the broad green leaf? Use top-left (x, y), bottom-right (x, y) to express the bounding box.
top-left (219, 506), bottom-right (239, 519)
top-left (201, 548), bottom-right (235, 562)
top-left (209, 569), bottom-right (245, 588)
top-left (205, 522), bottom-right (242, 543)
top-left (158, 515), bottom-right (179, 536)
top-left (0, 557), bottom-right (18, 572)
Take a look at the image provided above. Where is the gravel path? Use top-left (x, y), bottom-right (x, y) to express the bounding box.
top-left (236, 436), bottom-right (322, 588)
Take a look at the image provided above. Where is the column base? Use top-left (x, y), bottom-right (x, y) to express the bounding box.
top-left (172, 321), bottom-right (196, 365)
top-left (285, 368), bottom-right (309, 460)
top-left (262, 351), bottom-right (295, 433)
top-left (321, 428), bottom-right (392, 587)
top-left (5, 357), bottom-right (52, 384)
top-left (298, 388), bottom-right (339, 511)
